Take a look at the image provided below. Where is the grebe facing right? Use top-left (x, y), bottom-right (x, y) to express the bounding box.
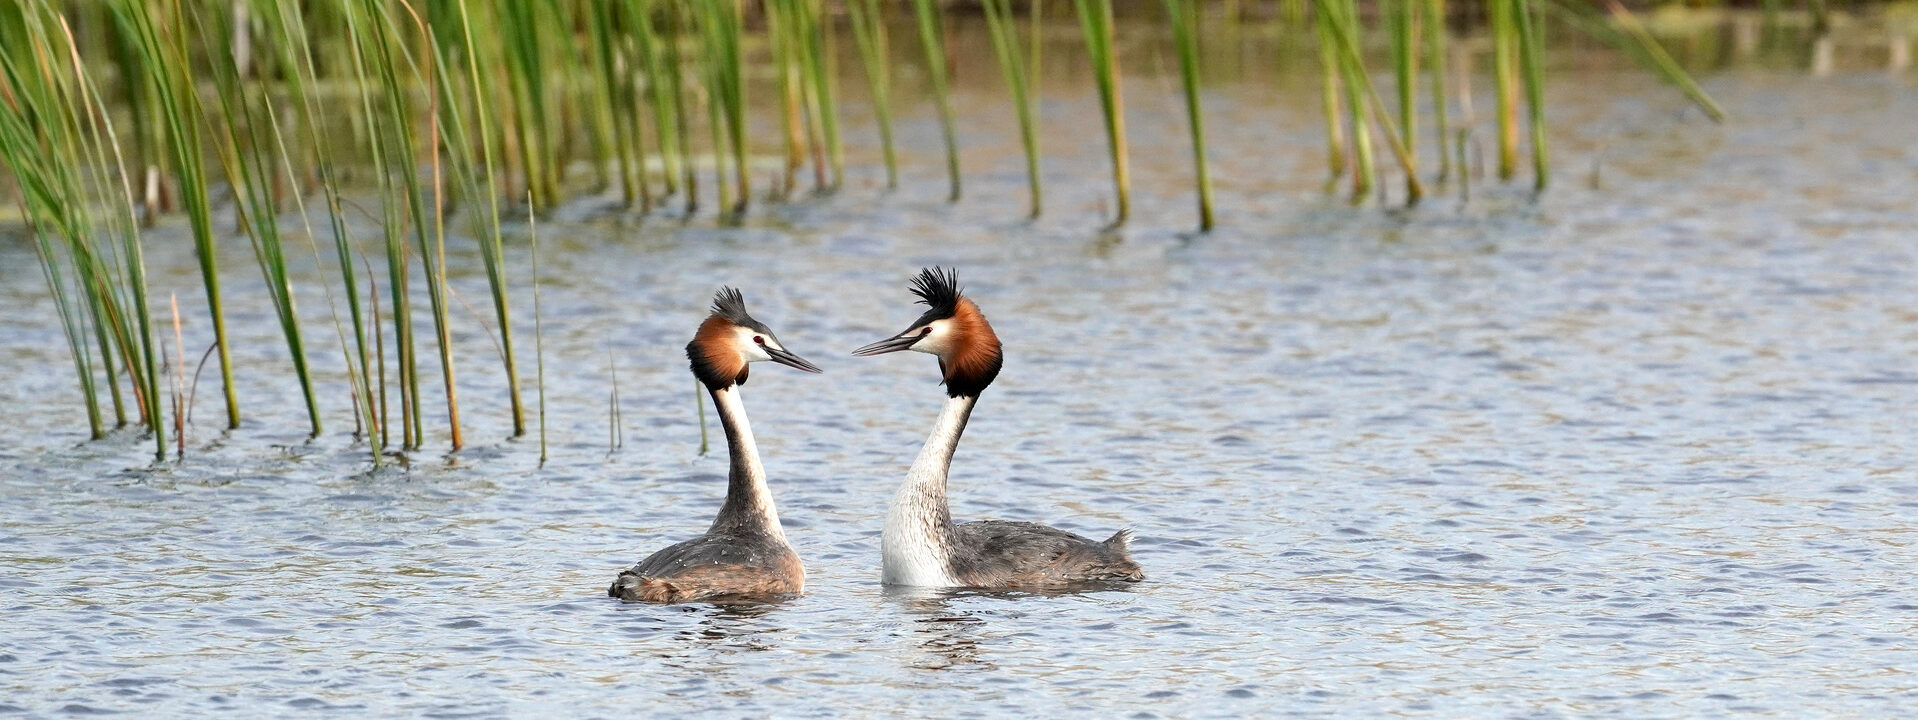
top-left (853, 268), bottom-right (1143, 589)
top-left (609, 288), bottom-right (821, 603)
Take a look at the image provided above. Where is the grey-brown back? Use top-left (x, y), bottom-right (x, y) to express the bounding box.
top-left (608, 531), bottom-right (803, 603)
top-left (948, 520), bottom-right (1144, 588)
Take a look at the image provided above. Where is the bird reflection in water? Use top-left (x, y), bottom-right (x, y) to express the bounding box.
top-left (885, 585), bottom-right (991, 671)
top-left (885, 581), bottom-right (1145, 670)
top-left (683, 599), bottom-right (787, 649)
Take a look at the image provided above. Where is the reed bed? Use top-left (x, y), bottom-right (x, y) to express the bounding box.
top-left (0, 0), bottom-right (1727, 457)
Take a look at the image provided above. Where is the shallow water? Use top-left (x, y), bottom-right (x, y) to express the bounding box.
top-left (5, 26), bottom-right (1918, 718)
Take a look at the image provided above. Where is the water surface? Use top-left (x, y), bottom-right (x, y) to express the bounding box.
top-left (4, 28), bottom-right (1918, 718)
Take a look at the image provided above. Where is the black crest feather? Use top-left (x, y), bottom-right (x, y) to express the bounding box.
top-left (909, 267), bottom-right (962, 321)
top-left (709, 287), bottom-right (771, 334)
top-left (711, 287), bottom-right (752, 325)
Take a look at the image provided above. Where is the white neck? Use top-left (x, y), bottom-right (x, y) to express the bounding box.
top-left (882, 394), bottom-right (976, 586)
top-left (708, 385), bottom-right (786, 542)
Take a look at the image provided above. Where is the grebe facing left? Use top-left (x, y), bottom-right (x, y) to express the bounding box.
top-left (853, 268), bottom-right (1143, 589)
top-left (609, 288), bottom-right (821, 603)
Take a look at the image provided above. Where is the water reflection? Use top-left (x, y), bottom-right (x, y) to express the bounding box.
top-left (883, 587), bottom-right (991, 671)
top-left (3, 13), bottom-right (1917, 715)
top-left (882, 583), bottom-right (1141, 671)
top-left (606, 595), bottom-right (792, 655)
top-left (684, 600), bottom-right (786, 649)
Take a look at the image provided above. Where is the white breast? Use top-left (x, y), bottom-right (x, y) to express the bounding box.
top-left (881, 487), bottom-right (957, 587)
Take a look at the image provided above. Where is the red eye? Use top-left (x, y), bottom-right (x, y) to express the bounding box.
top-left (753, 336), bottom-right (765, 344)
top-left (920, 327), bottom-right (932, 336)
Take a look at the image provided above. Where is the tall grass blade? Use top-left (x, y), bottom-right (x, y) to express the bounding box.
top-left (1164, 0), bottom-right (1214, 230)
top-left (588, 0), bottom-right (644, 208)
top-left (1535, 0), bottom-right (1725, 122)
top-left (629, 0), bottom-right (683, 198)
top-left (1388, 0), bottom-right (1421, 198)
top-left (1314, 1), bottom-right (1348, 181)
top-left (0, 7), bottom-right (140, 443)
top-left (391, 0), bottom-right (463, 450)
top-left (1491, 0), bottom-right (1519, 180)
top-left (262, 0), bottom-right (381, 460)
top-left (342, 0), bottom-right (422, 449)
top-left (1320, 0), bottom-right (1426, 204)
top-left (768, 0), bottom-right (806, 196)
top-left (983, 0), bottom-right (1043, 218)
top-left (911, 0), bottom-right (962, 202)
top-left (797, 0), bottom-right (842, 191)
top-left (197, 1), bottom-right (322, 437)
top-left (530, 193), bottom-right (547, 465)
top-left (692, 0), bottom-right (748, 218)
top-left (1318, 0), bottom-right (1377, 202)
top-left (109, 0), bottom-right (240, 429)
top-left (1423, 0), bottom-right (1453, 182)
top-left (847, 0), bottom-right (898, 189)
top-left (439, 0), bottom-right (524, 438)
top-left (662, 2), bottom-right (698, 215)
top-left (1075, 0), bottom-right (1130, 226)
top-left (1513, 0), bottom-right (1548, 191)
top-left (498, 0), bottom-right (559, 210)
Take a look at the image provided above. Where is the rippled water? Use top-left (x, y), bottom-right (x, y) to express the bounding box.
top-left (5, 34), bottom-right (1918, 717)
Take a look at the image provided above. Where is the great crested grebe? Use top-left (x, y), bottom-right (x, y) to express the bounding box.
top-left (853, 268), bottom-right (1143, 589)
top-left (609, 287), bottom-right (822, 603)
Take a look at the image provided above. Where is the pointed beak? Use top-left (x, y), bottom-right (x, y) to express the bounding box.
top-left (851, 331), bottom-right (919, 357)
top-left (766, 346), bottom-right (823, 373)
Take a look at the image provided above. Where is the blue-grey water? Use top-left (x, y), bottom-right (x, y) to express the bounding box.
top-left (4, 28), bottom-right (1918, 718)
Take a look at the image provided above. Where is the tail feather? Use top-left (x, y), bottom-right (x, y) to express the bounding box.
top-left (1094, 529), bottom-right (1143, 582)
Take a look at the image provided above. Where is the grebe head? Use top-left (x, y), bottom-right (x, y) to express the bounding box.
top-left (851, 267), bottom-right (1003, 397)
top-left (688, 287), bottom-right (822, 390)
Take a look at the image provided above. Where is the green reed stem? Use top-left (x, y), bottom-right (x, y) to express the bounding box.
top-left (447, 0), bottom-right (524, 437)
top-left (1423, 0), bottom-right (1452, 182)
top-left (1075, 0), bottom-right (1130, 226)
top-left (1313, 2), bottom-right (1348, 180)
top-left (1321, 0), bottom-right (1425, 205)
top-left (846, 0), bottom-right (897, 189)
top-left (85, 7), bottom-right (163, 446)
top-left (0, 12), bottom-right (107, 437)
top-left (688, 0), bottom-right (748, 217)
top-left (393, 0), bottom-right (463, 451)
top-left (1165, 0), bottom-right (1214, 230)
top-left (630, 0), bottom-right (682, 198)
top-left (1491, 0), bottom-right (1518, 180)
top-left (662, 2), bottom-right (698, 215)
top-left (983, 0), bottom-right (1043, 218)
top-left (798, 0), bottom-right (842, 191)
top-left (1388, 0), bottom-right (1421, 198)
top-left (499, 0), bottom-right (559, 209)
top-left (1512, 0), bottom-right (1547, 191)
top-left (111, 0), bottom-right (240, 430)
top-left (56, 9), bottom-right (151, 437)
top-left (263, 0), bottom-right (380, 460)
top-left (911, 0), bottom-right (962, 202)
top-left (1537, 0), bottom-right (1723, 122)
top-left (199, 1), bottom-right (322, 437)
top-left (531, 194), bottom-right (547, 465)
top-left (343, 0), bottom-right (420, 449)
top-left (606, 338), bottom-right (622, 452)
top-left (588, 0), bottom-right (640, 207)
top-left (721, 1), bottom-right (749, 213)
top-left (1318, 0), bottom-right (1376, 202)
top-left (65, 6), bottom-right (152, 436)
top-left (768, 0), bottom-right (805, 196)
